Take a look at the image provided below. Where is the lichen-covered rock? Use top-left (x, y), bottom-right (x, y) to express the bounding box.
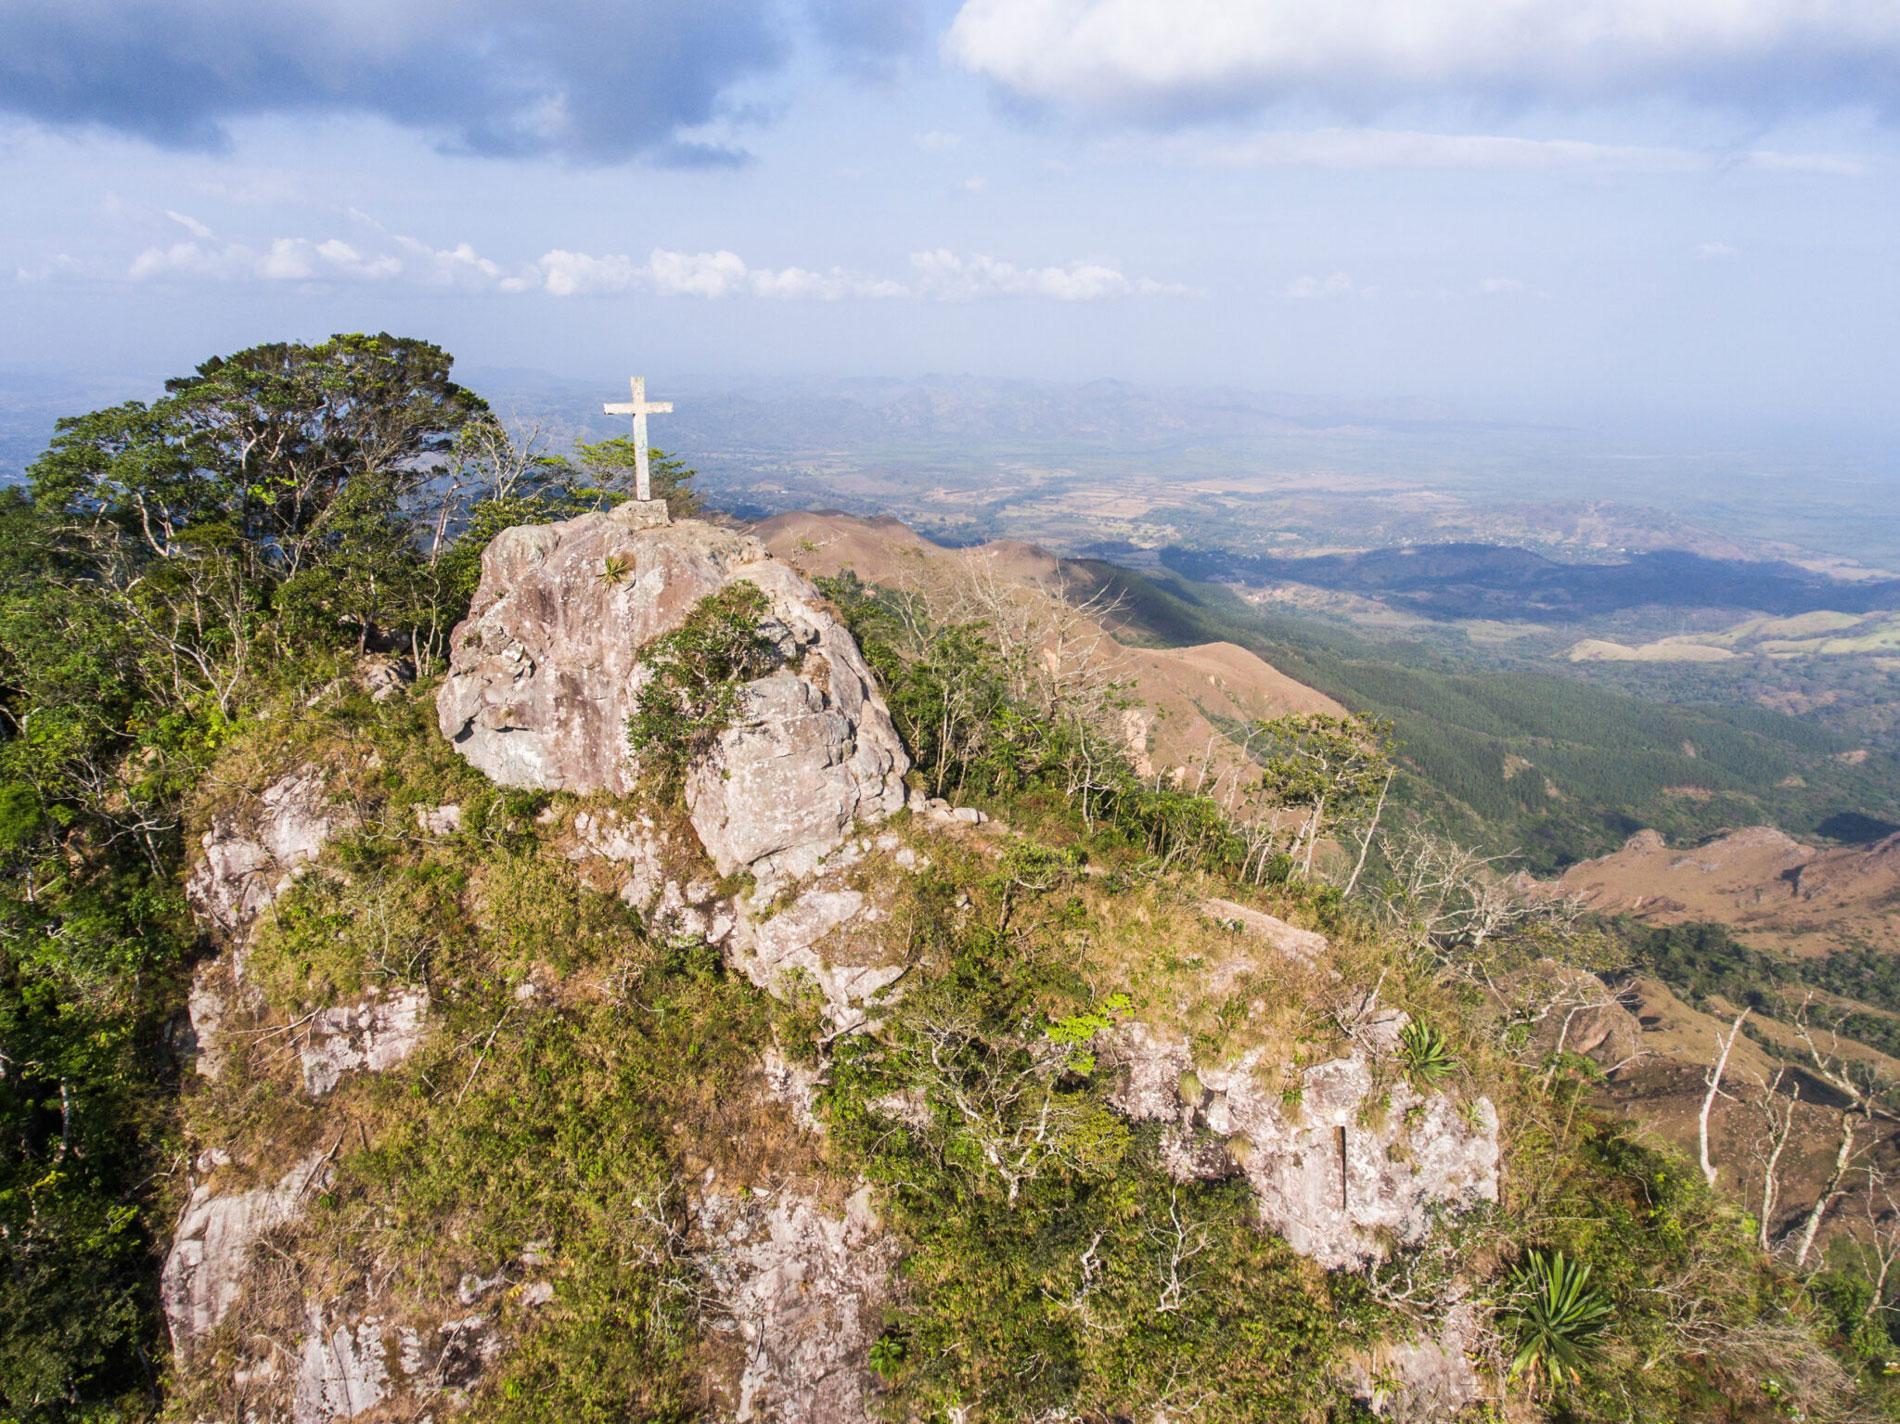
top-left (289, 1307), bottom-right (501, 1423)
top-left (292, 1310), bottom-right (390, 1424)
top-left (697, 1184), bottom-right (896, 1423)
top-left (731, 887), bottom-right (903, 1031)
top-left (187, 962), bottom-right (232, 1079)
top-left (298, 989), bottom-right (430, 1095)
top-left (1520, 961), bottom-right (1643, 1074)
top-left (162, 1153), bottom-right (330, 1353)
top-left (436, 512), bottom-right (907, 888)
top-left (1199, 896), bottom-right (1330, 972)
top-left (1347, 1301), bottom-right (1485, 1420)
top-left (186, 767), bottom-right (345, 943)
top-left (1107, 1025), bottom-right (1499, 1271)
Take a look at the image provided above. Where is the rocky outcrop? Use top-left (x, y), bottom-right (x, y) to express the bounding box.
top-left (161, 1153), bottom-right (331, 1353)
top-left (187, 963), bottom-right (232, 1078)
top-left (186, 767), bottom-right (345, 944)
top-left (1347, 1301), bottom-right (1485, 1420)
top-left (731, 887), bottom-right (903, 1031)
top-left (698, 1184), bottom-right (896, 1423)
top-left (1199, 897), bottom-right (1331, 974)
top-left (437, 510), bottom-right (907, 889)
top-left (292, 1311), bottom-right (390, 1423)
top-left (298, 989), bottom-right (431, 1096)
top-left (1108, 1023), bottom-right (1499, 1271)
top-left (290, 1308), bottom-right (500, 1424)
top-left (1520, 961), bottom-right (1643, 1074)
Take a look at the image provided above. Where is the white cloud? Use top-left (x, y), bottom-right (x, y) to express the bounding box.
top-left (165, 209), bottom-right (214, 239)
top-left (915, 129), bottom-right (962, 150)
top-left (1157, 127), bottom-right (1863, 177)
top-left (945, 0), bottom-right (1900, 117)
top-left (14, 253), bottom-right (80, 282)
top-left (1283, 271), bottom-right (1366, 300)
top-left (959, 174), bottom-right (989, 192)
top-left (910, 248), bottom-right (1190, 300)
top-left (103, 227), bottom-right (1183, 303)
top-left (647, 247), bottom-right (750, 298)
top-left (129, 232), bottom-right (487, 284)
top-left (535, 248), bottom-right (902, 300)
top-left (1695, 241), bottom-right (1740, 260)
top-left (1476, 275), bottom-right (1525, 294)
top-left (748, 264), bottom-right (908, 300)
top-left (535, 249), bottom-right (645, 296)
top-left (391, 237), bottom-right (510, 288)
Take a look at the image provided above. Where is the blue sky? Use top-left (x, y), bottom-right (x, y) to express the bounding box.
top-left (2, 0), bottom-right (1897, 439)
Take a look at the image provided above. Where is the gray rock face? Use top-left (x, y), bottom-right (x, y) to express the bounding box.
top-left (731, 887), bottom-right (903, 1031)
top-left (187, 962), bottom-right (231, 1079)
top-left (1199, 897), bottom-right (1330, 973)
top-left (162, 1153), bottom-right (330, 1353)
top-left (186, 767), bottom-right (344, 944)
top-left (298, 989), bottom-right (430, 1095)
top-left (698, 1184), bottom-right (896, 1423)
top-left (437, 512), bottom-right (907, 888)
top-left (292, 1311), bottom-right (390, 1424)
top-left (1107, 1023), bottom-right (1499, 1271)
top-left (1347, 1301), bottom-right (1485, 1420)
top-left (290, 1307), bottom-right (500, 1423)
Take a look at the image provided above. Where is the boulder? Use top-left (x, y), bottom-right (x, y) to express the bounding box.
top-left (437, 511), bottom-right (907, 889)
top-left (290, 1307), bottom-right (501, 1423)
top-left (292, 1311), bottom-right (390, 1424)
top-left (162, 1153), bottom-right (330, 1353)
top-left (697, 1183), bottom-right (896, 1423)
top-left (186, 962), bottom-right (231, 1079)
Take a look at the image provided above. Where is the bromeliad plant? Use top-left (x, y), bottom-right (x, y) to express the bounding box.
top-left (1503, 1249), bottom-right (1613, 1390)
top-left (1398, 1019), bottom-right (1457, 1088)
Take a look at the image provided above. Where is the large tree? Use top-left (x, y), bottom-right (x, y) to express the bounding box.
top-left (29, 334), bottom-right (487, 691)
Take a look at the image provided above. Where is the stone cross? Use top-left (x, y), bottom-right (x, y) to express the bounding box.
top-left (602, 375), bottom-right (673, 503)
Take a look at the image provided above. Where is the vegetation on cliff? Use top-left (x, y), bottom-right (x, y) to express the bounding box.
top-left (2, 334), bottom-right (1896, 1424)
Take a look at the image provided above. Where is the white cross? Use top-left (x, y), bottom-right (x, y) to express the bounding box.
top-left (602, 375), bottom-right (673, 503)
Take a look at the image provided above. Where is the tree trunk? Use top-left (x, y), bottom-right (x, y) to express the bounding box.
top-left (1700, 1011), bottom-right (1747, 1188)
top-left (1793, 1110), bottom-right (1860, 1269)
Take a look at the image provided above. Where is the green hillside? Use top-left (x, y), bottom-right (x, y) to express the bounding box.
top-left (1075, 561), bottom-right (1900, 873)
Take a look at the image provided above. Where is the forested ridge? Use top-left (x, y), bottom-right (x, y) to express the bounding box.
top-left (1075, 560), bottom-right (1900, 871)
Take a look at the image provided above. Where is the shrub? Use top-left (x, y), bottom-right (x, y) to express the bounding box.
top-left (624, 582), bottom-right (781, 792)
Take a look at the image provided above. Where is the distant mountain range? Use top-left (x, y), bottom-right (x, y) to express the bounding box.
top-left (1157, 542), bottom-right (1900, 623)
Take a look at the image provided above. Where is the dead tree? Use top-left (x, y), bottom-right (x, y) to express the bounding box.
top-left (1700, 1010), bottom-right (1749, 1189)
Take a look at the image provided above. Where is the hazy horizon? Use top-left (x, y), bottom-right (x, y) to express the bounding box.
top-left (4, 1), bottom-right (1900, 448)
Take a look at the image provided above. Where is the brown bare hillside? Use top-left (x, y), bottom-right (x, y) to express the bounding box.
top-left (1558, 825), bottom-right (1900, 955)
top-left (756, 511), bottom-right (1343, 787)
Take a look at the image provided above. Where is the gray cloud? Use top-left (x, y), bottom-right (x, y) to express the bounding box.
top-left (0, 0), bottom-right (789, 163)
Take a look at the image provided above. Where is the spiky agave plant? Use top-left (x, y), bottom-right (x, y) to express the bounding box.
top-left (1503, 1249), bottom-right (1613, 1390)
top-left (1398, 1019), bottom-right (1456, 1087)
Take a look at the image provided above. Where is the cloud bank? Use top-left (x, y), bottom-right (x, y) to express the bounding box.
top-left (946, 0), bottom-right (1900, 119)
top-left (100, 226), bottom-right (1181, 303)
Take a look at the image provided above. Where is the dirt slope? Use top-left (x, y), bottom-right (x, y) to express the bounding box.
top-left (1558, 825), bottom-right (1900, 955)
top-left (756, 511), bottom-right (1343, 789)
